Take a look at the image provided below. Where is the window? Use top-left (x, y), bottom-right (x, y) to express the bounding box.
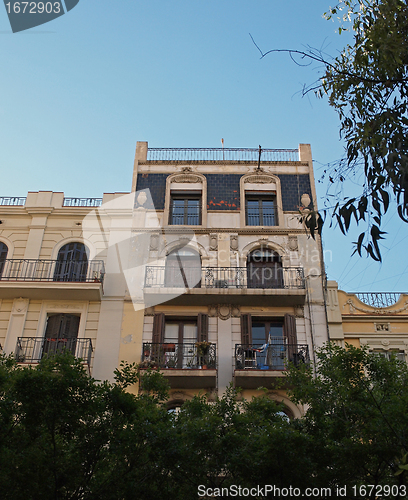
top-left (238, 314), bottom-right (299, 370)
top-left (247, 249), bottom-right (283, 289)
top-left (0, 242), bottom-right (8, 277)
top-left (42, 313), bottom-right (80, 357)
top-left (373, 350), bottom-right (405, 362)
top-left (54, 242), bottom-right (88, 282)
top-left (169, 194), bottom-right (201, 225)
top-left (245, 194), bottom-right (276, 226)
top-left (151, 313), bottom-right (209, 368)
top-left (165, 248), bottom-right (201, 288)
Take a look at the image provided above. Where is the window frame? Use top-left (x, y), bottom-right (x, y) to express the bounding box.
top-left (245, 193), bottom-right (277, 226)
top-left (169, 193), bottom-right (202, 226)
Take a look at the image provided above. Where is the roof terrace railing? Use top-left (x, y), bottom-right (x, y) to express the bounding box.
top-left (354, 292), bottom-right (402, 308)
top-left (63, 198), bottom-right (103, 207)
top-left (146, 148), bottom-right (299, 162)
top-left (0, 197), bottom-right (26, 206)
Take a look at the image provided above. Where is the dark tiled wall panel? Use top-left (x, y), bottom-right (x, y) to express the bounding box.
top-left (279, 174), bottom-right (312, 212)
top-left (206, 174), bottom-right (241, 210)
top-left (135, 173), bottom-right (167, 209)
top-left (135, 173), bottom-right (312, 212)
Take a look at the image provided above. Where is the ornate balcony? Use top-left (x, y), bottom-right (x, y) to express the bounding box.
top-left (141, 342), bottom-right (217, 389)
top-left (144, 266), bottom-right (306, 306)
top-left (15, 337), bottom-right (93, 369)
top-left (234, 342), bottom-right (309, 389)
top-left (0, 259), bottom-right (105, 300)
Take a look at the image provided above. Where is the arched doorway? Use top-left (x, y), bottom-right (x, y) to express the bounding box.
top-left (54, 242), bottom-right (88, 282)
top-left (247, 248), bottom-right (282, 288)
top-left (164, 248), bottom-right (201, 288)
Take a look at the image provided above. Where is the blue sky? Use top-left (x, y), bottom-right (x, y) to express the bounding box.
top-left (0, 0), bottom-right (406, 292)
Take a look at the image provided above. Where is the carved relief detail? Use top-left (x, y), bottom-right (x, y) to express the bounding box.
top-left (244, 175), bottom-right (274, 184)
top-left (171, 174), bottom-right (202, 184)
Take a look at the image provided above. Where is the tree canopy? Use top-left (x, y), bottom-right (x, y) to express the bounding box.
top-left (0, 347), bottom-right (407, 499)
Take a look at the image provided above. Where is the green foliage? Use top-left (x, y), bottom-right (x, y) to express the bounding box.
top-left (254, 0), bottom-right (408, 259)
top-left (287, 342), bottom-right (408, 489)
top-left (1, 349), bottom-right (407, 498)
top-left (318, 0), bottom-right (408, 260)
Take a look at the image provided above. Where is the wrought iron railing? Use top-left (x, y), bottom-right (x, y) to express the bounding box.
top-left (15, 337), bottom-right (93, 367)
top-left (141, 342), bottom-right (216, 369)
top-left (63, 198), bottom-right (103, 207)
top-left (0, 259), bottom-right (105, 283)
top-left (354, 292), bottom-right (402, 308)
top-left (0, 197), bottom-right (26, 206)
top-left (235, 343), bottom-right (309, 370)
top-left (146, 148), bottom-right (299, 162)
top-left (144, 266), bottom-right (305, 289)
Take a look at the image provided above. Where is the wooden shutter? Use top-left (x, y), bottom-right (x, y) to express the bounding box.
top-left (284, 314), bottom-right (297, 344)
top-left (284, 314), bottom-right (298, 364)
top-left (240, 314), bottom-right (252, 345)
top-left (197, 313), bottom-right (208, 342)
top-left (152, 313), bottom-right (165, 343)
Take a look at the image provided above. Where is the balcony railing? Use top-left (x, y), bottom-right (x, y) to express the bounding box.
top-left (0, 259), bottom-right (105, 283)
top-left (15, 337), bottom-right (93, 367)
top-left (144, 266), bottom-right (305, 290)
top-left (141, 342), bottom-right (216, 369)
top-left (354, 292), bottom-right (402, 308)
top-left (0, 197), bottom-right (26, 206)
top-left (235, 343), bottom-right (309, 370)
top-left (63, 198), bottom-right (103, 207)
top-left (146, 148), bottom-right (299, 162)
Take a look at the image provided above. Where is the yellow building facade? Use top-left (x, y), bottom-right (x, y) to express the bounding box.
top-left (327, 281), bottom-right (408, 361)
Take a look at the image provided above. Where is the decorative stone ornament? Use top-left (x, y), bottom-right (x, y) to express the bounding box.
top-left (230, 234), bottom-right (238, 251)
top-left (150, 233), bottom-right (159, 251)
top-left (294, 305), bottom-right (304, 318)
top-left (208, 305), bottom-right (218, 317)
top-left (219, 305), bottom-right (231, 321)
top-left (244, 174), bottom-right (273, 184)
top-left (375, 322), bottom-right (390, 332)
top-left (300, 193), bottom-right (311, 208)
top-left (288, 235), bottom-right (298, 252)
top-left (12, 298), bottom-right (28, 313)
top-left (136, 191), bottom-right (147, 207)
top-left (171, 174), bottom-right (202, 184)
top-left (209, 234), bottom-right (218, 251)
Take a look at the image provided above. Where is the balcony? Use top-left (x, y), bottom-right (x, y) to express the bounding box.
top-left (15, 337), bottom-right (93, 369)
top-left (141, 342), bottom-right (217, 389)
top-left (144, 266), bottom-right (306, 306)
top-left (0, 197), bottom-right (26, 206)
top-left (234, 342), bottom-right (309, 389)
top-left (0, 259), bottom-right (105, 300)
top-left (63, 198), bottom-right (103, 207)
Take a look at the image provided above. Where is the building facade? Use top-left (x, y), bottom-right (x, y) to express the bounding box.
top-left (327, 281), bottom-right (408, 360)
top-left (0, 142), bottom-right (329, 418)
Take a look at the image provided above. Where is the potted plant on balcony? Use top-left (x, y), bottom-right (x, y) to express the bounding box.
top-left (195, 341), bottom-right (211, 369)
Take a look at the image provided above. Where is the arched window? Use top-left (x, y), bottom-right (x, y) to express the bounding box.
top-left (54, 242), bottom-right (88, 282)
top-left (0, 242), bottom-right (8, 277)
top-left (164, 248), bottom-right (201, 288)
top-left (247, 248), bottom-right (282, 289)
